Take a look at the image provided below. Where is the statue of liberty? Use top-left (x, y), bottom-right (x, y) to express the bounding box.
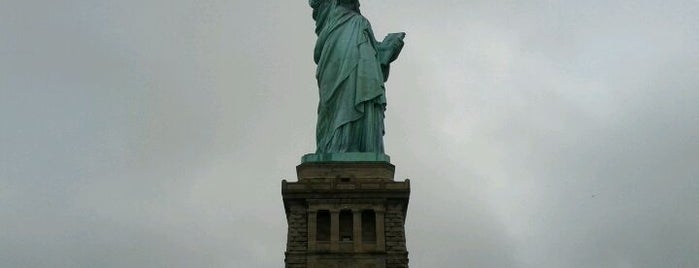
top-left (309, 0), bottom-right (405, 154)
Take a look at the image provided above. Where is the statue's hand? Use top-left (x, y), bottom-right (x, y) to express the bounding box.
top-left (378, 32), bottom-right (406, 65)
top-left (383, 32), bottom-right (406, 50)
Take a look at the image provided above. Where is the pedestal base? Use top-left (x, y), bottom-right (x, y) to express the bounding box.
top-left (282, 160), bottom-right (410, 268)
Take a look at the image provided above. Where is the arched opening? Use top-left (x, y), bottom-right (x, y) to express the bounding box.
top-left (362, 210), bottom-right (376, 243)
top-left (316, 210), bottom-right (330, 241)
top-left (339, 210), bottom-right (353, 241)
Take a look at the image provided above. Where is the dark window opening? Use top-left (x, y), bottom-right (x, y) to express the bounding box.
top-left (362, 210), bottom-right (377, 243)
top-left (339, 210), bottom-right (353, 241)
top-left (316, 210), bottom-right (330, 241)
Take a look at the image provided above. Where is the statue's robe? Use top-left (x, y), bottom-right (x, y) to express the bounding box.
top-left (311, 0), bottom-right (401, 153)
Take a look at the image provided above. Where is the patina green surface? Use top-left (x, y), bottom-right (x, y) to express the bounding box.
top-left (302, 152), bottom-right (390, 163)
top-left (309, 0), bottom-right (405, 154)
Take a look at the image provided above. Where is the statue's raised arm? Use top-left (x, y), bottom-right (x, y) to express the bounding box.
top-left (377, 32), bottom-right (406, 81)
top-left (307, 0), bottom-right (406, 155)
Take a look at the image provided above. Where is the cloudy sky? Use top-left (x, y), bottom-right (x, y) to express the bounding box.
top-left (1, 0), bottom-right (698, 267)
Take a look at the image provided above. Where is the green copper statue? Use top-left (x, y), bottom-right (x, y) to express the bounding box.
top-left (310, 0), bottom-right (405, 154)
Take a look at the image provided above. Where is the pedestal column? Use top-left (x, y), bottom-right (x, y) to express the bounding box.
top-left (376, 209), bottom-right (386, 251)
top-left (330, 210), bottom-right (340, 251)
top-left (353, 210), bottom-right (363, 251)
top-left (307, 210), bottom-right (317, 251)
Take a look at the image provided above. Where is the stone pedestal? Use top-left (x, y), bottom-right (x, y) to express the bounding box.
top-left (282, 160), bottom-right (410, 268)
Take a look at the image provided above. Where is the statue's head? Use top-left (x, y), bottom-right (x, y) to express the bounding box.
top-left (310, 0), bottom-right (360, 13)
top-left (309, 0), bottom-right (323, 8)
top-left (338, 0), bottom-right (360, 12)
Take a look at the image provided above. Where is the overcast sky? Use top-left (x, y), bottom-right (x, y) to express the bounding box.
top-left (1, 0), bottom-right (698, 267)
